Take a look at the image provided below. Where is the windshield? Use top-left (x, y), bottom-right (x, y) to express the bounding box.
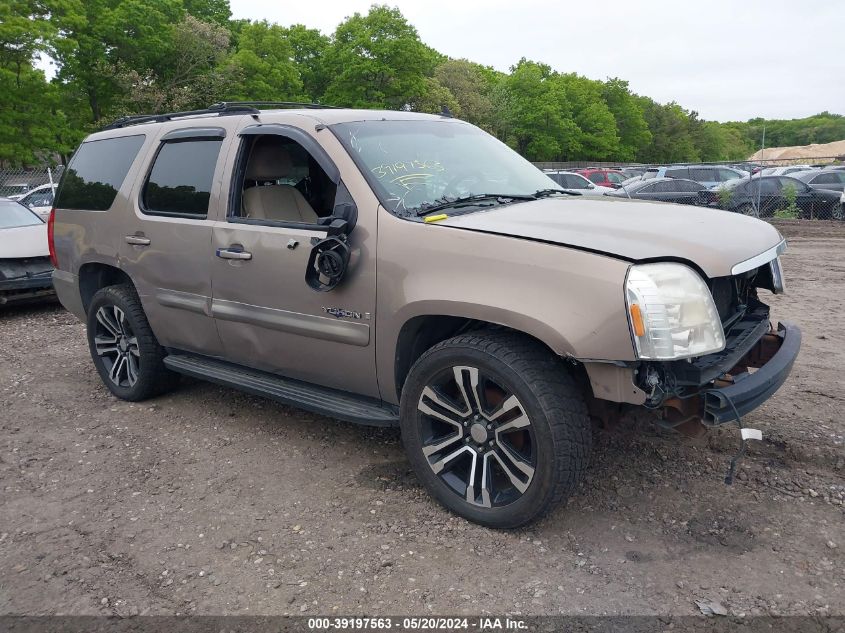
top-left (331, 119), bottom-right (559, 215)
top-left (0, 199), bottom-right (42, 228)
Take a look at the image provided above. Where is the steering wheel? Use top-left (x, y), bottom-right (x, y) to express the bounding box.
top-left (442, 168), bottom-right (489, 198)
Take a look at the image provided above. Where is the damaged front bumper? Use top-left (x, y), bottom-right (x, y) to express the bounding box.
top-left (658, 304), bottom-right (801, 427)
top-left (701, 321), bottom-right (801, 424)
top-left (0, 257), bottom-right (55, 305)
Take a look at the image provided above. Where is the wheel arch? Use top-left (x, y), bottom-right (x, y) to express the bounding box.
top-left (78, 262), bottom-right (135, 314)
top-left (391, 309), bottom-right (572, 403)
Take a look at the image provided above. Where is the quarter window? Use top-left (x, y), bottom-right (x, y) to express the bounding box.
top-left (142, 139), bottom-right (222, 218)
top-left (55, 135), bottom-right (145, 211)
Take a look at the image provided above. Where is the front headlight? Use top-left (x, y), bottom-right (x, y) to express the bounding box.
top-left (625, 263), bottom-right (725, 360)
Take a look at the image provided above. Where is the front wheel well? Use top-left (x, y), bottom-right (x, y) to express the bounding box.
top-left (393, 315), bottom-right (567, 401)
top-left (78, 263), bottom-right (134, 314)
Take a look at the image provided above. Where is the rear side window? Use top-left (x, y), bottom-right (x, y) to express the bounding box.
top-left (813, 172), bottom-right (841, 185)
top-left (587, 173), bottom-right (603, 183)
top-left (665, 168), bottom-right (688, 179)
top-left (141, 139), bottom-right (223, 218)
top-left (688, 168), bottom-right (716, 181)
top-left (55, 135), bottom-right (145, 211)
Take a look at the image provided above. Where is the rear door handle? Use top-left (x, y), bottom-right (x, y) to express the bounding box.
top-left (216, 247), bottom-right (252, 261)
top-left (125, 235), bottom-right (151, 246)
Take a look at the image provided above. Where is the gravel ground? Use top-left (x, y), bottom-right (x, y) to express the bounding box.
top-left (0, 222), bottom-right (842, 617)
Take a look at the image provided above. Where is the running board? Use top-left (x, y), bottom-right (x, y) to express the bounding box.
top-left (163, 353), bottom-right (399, 427)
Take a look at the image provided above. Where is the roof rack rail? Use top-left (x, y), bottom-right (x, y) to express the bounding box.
top-left (101, 103), bottom-right (259, 131)
top-left (207, 101), bottom-right (340, 110)
top-left (100, 101), bottom-right (340, 131)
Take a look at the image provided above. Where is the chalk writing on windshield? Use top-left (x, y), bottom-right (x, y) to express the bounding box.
top-left (371, 160), bottom-right (445, 179)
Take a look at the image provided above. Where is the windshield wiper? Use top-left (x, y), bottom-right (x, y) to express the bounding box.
top-left (415, 193), bottom-right (537, 216)
top-left (533, 188), bottom-right (581, 198)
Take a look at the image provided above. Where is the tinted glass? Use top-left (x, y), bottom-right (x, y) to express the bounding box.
top-left (563, 174), bottom-right (589, 188)
top-left (812, 172), bottom-right (839, 184)
top-left (55, 135), bottom-right (145, 211)
top-left (665, 168), bottom-right (688, 179)
top-left (0, 199), bottom-right (42, 228)
top-left (22, 189), bottom-right (54, 207)
top-left (759, 179), bottom-right (779, 194)
top-left (546, 173), bottom-right (564, 186)
top-left (689, 168), bottom-right (716, 182)
top-left (779, 177), bottom-right (805, 192)
top-left (637, 183), bottom-right (656, 193)
top-left (587, 173), bottom-right (603, 183)
top-left (679, 180), bottom-right (704, 192)
top-left (142, 140), bottom-right (222, 217)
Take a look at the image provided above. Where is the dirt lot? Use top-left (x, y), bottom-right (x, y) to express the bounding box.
top-left (1, 221), bottom-right (843, 617)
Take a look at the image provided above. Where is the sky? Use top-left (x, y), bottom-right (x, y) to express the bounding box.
top-left (228, 0), bottom-right (844, 123)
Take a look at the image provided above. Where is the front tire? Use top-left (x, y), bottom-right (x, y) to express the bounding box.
top-left (400, 332), bottom-right (592, 528)
top-left (86, 284), bottom-right (176, 401)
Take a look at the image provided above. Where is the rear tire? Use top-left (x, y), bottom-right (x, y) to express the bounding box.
top-left (86, 284), bottom-right (176, 401)
top-left (400, 331), bottom-right (592, 529)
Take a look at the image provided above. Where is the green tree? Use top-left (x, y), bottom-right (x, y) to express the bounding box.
top-left (225, 20), bottom-right (303, 101)
top-left (434, 59), bottom-right (494, 129)
top-left (495, 59), bottom-right (580, 161)
top-left (47, 0), bottom-right (184, 122)
top-left (183, 0), bottom-right (230, 25)
top-left (102, 15), bottom-right (234, 114)
top-left (406, 76), bottom-right (460, 117)
top-left (636, 98), bottom-right (699, 163)
top-left (284, 24), bottom-right (329, 101)
top-left (557, 74), bottom-right (620, 160)
top-left (322, 5), bottom-right (436, 108)
top-left (600, 78), bottom-right (651, 161)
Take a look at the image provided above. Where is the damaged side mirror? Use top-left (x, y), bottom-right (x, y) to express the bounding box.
top-left (306, 219), bottom-right (350, 292)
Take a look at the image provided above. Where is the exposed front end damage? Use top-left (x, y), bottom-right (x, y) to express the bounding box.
top-left (0, 257), bottom-right (55, 305)
top-left (584, 257), bottom-right (801, 436)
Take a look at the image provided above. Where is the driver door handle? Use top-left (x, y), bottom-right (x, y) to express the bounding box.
top-left (216, 247), bottom-right (252, 261)
top-left (124, 235), bottom-right (151, 246)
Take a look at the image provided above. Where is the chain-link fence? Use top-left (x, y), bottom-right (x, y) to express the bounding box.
top-left (534, 157), bottom-right (845, 221)
top-left (0, 165), bottom-right (64, 201)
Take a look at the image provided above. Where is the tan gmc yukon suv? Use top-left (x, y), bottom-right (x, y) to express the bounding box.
top-left (49, 103), bottom-right (801, 528)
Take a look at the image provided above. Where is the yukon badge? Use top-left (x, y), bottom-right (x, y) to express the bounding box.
top-left (322, 306), bottom-right (371, 320)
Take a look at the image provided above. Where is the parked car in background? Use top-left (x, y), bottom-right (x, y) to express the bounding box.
top-left (620, 167), bottom-right (648, 179)
top-left (0, 198), bottom-right (54, 305)
top-left (790, 169), bottom-right (845, 194)
top-left (699, 176), bottom-right (841, 218)
top-left (543, 171), bottom-right (614, 196)
top-left (759, 165), bottom-right (814, 176)
top-left (0, 183), bottom-right (33, 200)
top-left (606, 177), bottom-right (706, 204)
top-left (18, 183), bottom-right (57, 221)
top-left (618, 175), bottom-right (644, 188)
top-left (642, 165), bottom-right (745, 187)
top-left (572, 168), bottom-right (627, 188)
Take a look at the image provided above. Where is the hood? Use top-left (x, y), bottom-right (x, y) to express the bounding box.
top-left (0, 223), bottom-right (49, 258)
top-left (438, 197), bottom-right (783, 278)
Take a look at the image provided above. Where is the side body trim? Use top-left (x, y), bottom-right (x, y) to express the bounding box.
top-left (211, 299), bottom-right (370, 346)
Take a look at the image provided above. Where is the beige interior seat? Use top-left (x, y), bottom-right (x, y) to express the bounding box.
top-left (242, 140), bottom-right (319, 223)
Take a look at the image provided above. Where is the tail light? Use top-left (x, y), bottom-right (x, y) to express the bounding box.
top-left (47, 208), bottom-right (58, 268)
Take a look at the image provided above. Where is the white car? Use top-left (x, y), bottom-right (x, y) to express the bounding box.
top-left (759, 165), bottom-right (815, 177)
top-left (543, 171), bottom-right (616, 196)
top-left (0, 198), bottom-right (54, 304)
top-left (18, 183), bottom-right (56, 221)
